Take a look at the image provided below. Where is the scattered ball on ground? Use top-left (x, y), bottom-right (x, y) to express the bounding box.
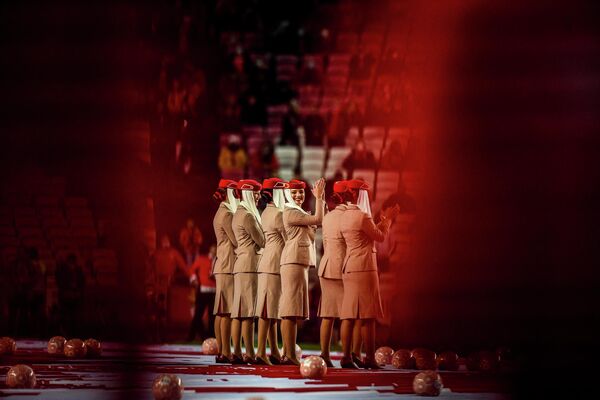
top-left (152, 374), bottom-right (183, 400)
top-left (437, 351), bottom-right (459, 371)
top-left (392, 349), bottom-right (416, 369)
top-left (0, 337), bottom-right (16, 355)
top-left (6, 365), bottom-right (36, 388)
top-left (64, 338), bottom-right (87, 358)
top-left (47, 336), bottom-right (66, 355)
top-left (413, 348), bottom-right (437, 370)
top-left (202, 338), bottom-right (218, 355)
top-left (478, 351), bottom-right (498, 371)
top-left (300, 355), bottom-right (327, 379)
top-left (375, 346), bottom-right (395, 365)
top-left (413, 370), bottom-right (443, 396)
top-left (85, 338), bottom-right (102, 357)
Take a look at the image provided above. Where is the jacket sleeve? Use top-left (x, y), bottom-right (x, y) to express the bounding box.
top-left (223, 212), bottom-right (238, 247)
top-left (276, 212), bottom-right (287, 242)
top-left (245, 213), bottom-right (266, 248)
top-left (361, 214), bottom-right (391, 242)
top-left (286, 199), bottom-right (325, 226)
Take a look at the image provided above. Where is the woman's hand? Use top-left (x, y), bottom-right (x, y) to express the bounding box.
top-left (382, 204), bottom-right (401, 222)
top-left (312, 178), bottom-right (326, 200)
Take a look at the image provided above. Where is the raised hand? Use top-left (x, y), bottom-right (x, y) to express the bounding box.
top-left (311, 178), bottom-right (326, 200)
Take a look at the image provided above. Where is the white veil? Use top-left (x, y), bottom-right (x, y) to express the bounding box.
top-left (356, 189), bottom-right (372, 218)
top-left (239, 190), bottom-right (261, 223)
top-left (273, 188), bottom-right (286, 211)
top-left (224, 187), bottom-right (239, 213)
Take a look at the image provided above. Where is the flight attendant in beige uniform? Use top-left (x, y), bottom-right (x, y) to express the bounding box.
top-left (279, 178), bottom-right (326, 366)
top-left (254, 177), bottom-right (288, 365)
top-left (317, 180), bottom-right (349, 367)
top-left (339, 179), bottom-right (399, 369)
top-left (231, 179), bottom-right (265, 364)
top-left (212, 179), bottom-right (239, 363)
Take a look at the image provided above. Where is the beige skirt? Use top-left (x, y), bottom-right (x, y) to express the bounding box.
top-left (255, 273), bottom-right (282, 319)
top-left (279, 264), bottom-right (309, 319)
top-left (231, 272), bottom-right (258, 318)
top-left (213, 273), bottom-right (234, 315)
top-left (340, 270), bottom-right (383, 320)
top-left (318, 277), bottom-right (344, 318)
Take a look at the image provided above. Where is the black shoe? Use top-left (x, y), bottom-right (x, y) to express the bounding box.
top-left (216, 354), bottom-right (230, 364)
top-left (243, 355), bottom-right (257, 364)
top-left (269, 355), bottom-right (282, 365)
top-left (352, 353), bottom-right (366, 368)
top-left (340, 356), bottom-right (359, 369)
top-left (255, 356), bottom-right (273, 366)
top-left (363, 357), bottom-right (383, 370)
top-left (231, 354), bottom-right (245, 364)
top-left (320, 354), bottom-right (334, 368)
top-left (280, 356), bottom-right (300, 366)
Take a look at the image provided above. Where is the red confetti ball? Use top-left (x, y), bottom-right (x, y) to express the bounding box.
top-left (0, 337), bottom-right (16, 355)
top-left (299, 355), bottom-right (327, 379)
top-left (84, 338), bottom-right (102, 357)
top-left (412, 348), bottom-right (437, 370)
top-left (437, 351), bottom-right (459, 371)
top-left (152, 374), bottom-right (183, 400)
top-left (375, 346), bottom-right (395, 366)
top-left (64, 338), bottom-right (87, 358)
top-left (201, 338), bottom-right (219, 355)
top-left (392, 349), bottom-right (416, 369)
top-left (6, 365), bottom-right (36, 388)
top-left (413, 370), bottom-right (443, 396)
top-left (47, 336), bottom-right (66, 355)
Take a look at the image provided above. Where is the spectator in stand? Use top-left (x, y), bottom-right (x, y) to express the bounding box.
top-left (179, 218), bottom-right (204, 266)
top-left (349, 45), bottom-right (375, 81)
top-left (251, 140), bottom-right (280, 179)
top-left (380, 139), bottom-right (406, 173)
top-left (218, 135), bottom-right (247, 180)
top-left (167, 78), bottom-right (188, 117)
top-left (303, 107), bottom-right (327, 146)
top-left (219, 94), bottom-right (242, 131)
top-left (298, 58), bottom-right (322, 86)
top-left (279, 99), bottom-right (302, 147)
top-left (381, 48), bottom-right (404, 75)
top-left (240, 90), bottom-right (267, 125)
top-left (55, 253), bottom-right (85, 336)
top-left (342, 137), bottom-right (378, 178)
top-left (8, 247), bottom-right (46, 336)
top-left (187, 245), bottom-right (217, 341)
top-left (328, 93), bottom-right (363, 147)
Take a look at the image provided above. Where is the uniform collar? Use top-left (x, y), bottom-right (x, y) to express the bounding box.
top-left (335, 204), bottom-right (348, 211)
top-left (346, 204), bottom-right (360, 210)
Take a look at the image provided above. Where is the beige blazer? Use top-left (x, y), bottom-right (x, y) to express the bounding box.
top-left (318, 204), bottom-right (348, 279)
top-left (340, 204), bottom-right (391, 273)
top-left (212, 203), bottom-right (237, 274)
top-left (232, 206), bottom-right (265, 273)
top-left (281, 199), bottom-right (325, 267)
top-left (257, 204), bottom-right (287, 274)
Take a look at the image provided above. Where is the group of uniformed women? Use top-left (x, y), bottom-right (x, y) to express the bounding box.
top-left (211, 176), bottom-right (398, 368)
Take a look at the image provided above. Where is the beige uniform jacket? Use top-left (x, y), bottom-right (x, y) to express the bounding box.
top-left (318, 204), bottom-right (348, 279)
top-left (340, 205), bottom-right (391, 273)
top-left (232, 206), bottom-right (265, 273)
top-left (281, 199), bottom-right (325, 267)
top-left (257, 204), bottom-right (287, 274)
top-left (212, 203), bottom-right (237, 274)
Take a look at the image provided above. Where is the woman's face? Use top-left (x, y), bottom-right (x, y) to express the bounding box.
top-left (290, 189), bottom-right (305, 207)
top-left (253, 191), bottom-right (261, 204)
